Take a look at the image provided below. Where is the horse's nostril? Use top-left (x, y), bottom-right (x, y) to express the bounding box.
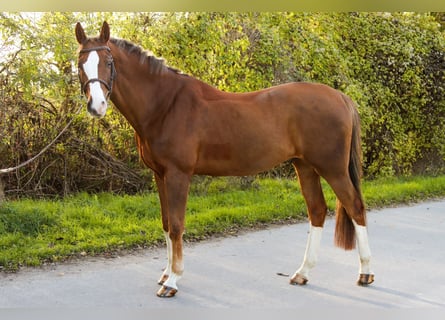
top-left (87, 98), bottom-right (93, 112)
top-left (87, 99), bottom-right (100, 117)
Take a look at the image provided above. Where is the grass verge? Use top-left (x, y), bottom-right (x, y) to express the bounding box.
top-left (1, 175), bottom-right (445, 271)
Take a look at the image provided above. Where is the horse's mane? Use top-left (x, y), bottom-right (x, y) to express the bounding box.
top-left (109, 38), bottom-right (182, 75)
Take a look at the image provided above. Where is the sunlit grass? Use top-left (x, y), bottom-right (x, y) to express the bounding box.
top-left (1, 175), bottom-right (444, 271)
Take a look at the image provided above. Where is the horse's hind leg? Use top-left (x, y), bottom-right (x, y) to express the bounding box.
top-left (353, 220), bottom-right (374, 286)
top-left (325, 174), bottom-right (374, 286)
top-left (290, 159), bottom-right (328, 285)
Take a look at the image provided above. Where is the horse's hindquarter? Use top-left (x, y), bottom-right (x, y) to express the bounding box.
top-left (191, 82), bottom-right (350, 176)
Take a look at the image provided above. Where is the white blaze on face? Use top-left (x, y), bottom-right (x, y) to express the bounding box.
top-left (83, 51), bottom-right (108, 118)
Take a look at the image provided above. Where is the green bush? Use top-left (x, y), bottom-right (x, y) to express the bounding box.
top-left (1, 12), bottom-right (444, 198)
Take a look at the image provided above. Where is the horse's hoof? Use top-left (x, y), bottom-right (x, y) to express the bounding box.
top-left (158, 274), bottom-right (169, 286)
top-left (289, 274), bottom-right (308, 286)
top-left (357, 273), bottom-right (374, 286)
top-left (157, 285), bottom-right (178, 298)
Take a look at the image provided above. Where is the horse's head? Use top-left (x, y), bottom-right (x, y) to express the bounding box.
top-left (75, 21), bottom-right (115, 118)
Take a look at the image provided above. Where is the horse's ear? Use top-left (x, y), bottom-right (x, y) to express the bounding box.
top-left (75, 22), bottom-right (87, 44)
top-left (99, 21), bottom-right (110, 43)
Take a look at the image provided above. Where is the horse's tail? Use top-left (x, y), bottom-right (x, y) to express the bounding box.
top-left (334, 94), bottom-right (364, 250)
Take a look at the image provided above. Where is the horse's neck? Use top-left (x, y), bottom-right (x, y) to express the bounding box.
top-left (109, 46), bottom-right (183, 140)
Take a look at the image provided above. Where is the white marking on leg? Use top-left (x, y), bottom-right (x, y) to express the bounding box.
top-left (352, 220), bottom-right (372, 275)
top-left (293, 225), bottom-right (323, 280)
top-left (160, 231), bottom-right (183, 290)
top-left (161, 231), bottom-right (172, 280)
top-left (162, 271), bottom-right (181, 290)
top-left (82, 51), bottom-right (108, 117)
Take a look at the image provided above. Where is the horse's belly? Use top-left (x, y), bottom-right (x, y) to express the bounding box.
top-left (193, 141), bottom-right (295, 176)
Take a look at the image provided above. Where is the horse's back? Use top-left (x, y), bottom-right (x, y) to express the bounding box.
top-left (189, 81), bottom-right (353, 176)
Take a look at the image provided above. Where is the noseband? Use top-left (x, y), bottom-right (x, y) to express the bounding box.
top-left (79, 46), bottom-right (116, 99)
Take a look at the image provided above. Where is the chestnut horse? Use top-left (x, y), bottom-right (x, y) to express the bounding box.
top-left (75, 22), bottom-right (374, 298)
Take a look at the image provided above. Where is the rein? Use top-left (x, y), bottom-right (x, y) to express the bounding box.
top-left (0, 105), bottom-right (83, 175)
top-left (79, 46), bottom-right (116, 99)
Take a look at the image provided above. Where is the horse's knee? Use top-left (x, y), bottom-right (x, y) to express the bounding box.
top-left (168, 223), bottom-right (184, 241)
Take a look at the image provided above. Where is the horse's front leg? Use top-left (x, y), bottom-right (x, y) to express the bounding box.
top-left (156, 169), bottom-right (191, 298)
top-left (154, 173), bottom-right (171, 286)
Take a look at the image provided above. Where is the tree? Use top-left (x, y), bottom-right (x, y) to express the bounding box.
top-left (1, 12), bottom-right (444, 198)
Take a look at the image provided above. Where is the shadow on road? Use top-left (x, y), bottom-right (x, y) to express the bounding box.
top-left (304, 283), bottom-right (445, 308)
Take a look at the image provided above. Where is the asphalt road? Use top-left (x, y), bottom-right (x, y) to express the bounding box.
top-left (1, 200), bottom-right (444, 308)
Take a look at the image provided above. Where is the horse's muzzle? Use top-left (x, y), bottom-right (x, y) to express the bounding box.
top-left (87, 97), bottom-right (107, 118)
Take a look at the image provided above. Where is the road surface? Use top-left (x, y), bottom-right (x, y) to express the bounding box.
top-left (1, 200), bottom-right (444, 308)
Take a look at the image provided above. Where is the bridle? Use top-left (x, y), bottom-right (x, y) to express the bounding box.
top-left (78, 45), bottom-right (116, 99)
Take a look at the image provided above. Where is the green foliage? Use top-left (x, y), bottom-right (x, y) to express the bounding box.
top-left (1, 13), bottom-right (444, 198)
top-left (331, 13), bottom-right (445, 177)
top-left (1, 13), bottom-right (150, 197)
